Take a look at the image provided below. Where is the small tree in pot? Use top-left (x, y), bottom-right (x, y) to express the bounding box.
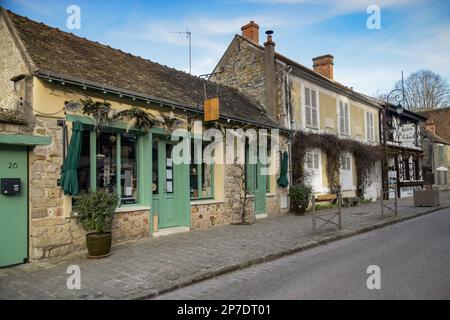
top-left (74, 190), bottom-right (118, 258)
top-left (289, 182), bottom-right (313, 215)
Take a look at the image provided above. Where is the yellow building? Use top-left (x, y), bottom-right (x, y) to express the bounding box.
top-left (211, 21), bottom-right (382, 200)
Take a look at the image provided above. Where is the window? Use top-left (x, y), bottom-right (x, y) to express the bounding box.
top-left (96, 132), bottom-right (118, 194)
top-left (190, 141), bottom-right (214, 199)
top-left (304, 87), bottom-right (318, 128)
top-left (77, 130), bottom-right (139, 205)
top-left (366, 112), bottom-right (375, 142)
top-left (306, 152), bottom-right (320, 170)
top-left (412, 158), bottom-right (420, 181)
top-left (437, 169), bottom-right (448, 186)
top-left (77, 131), bottom-right (91, 193)
top-left (152, 141), bottom-right (159, 194)
top-left (340, 153), bottom-right (351, 171)
top-left (339, 101), bottom-right (350, 136)
top-left (120, 134), bottom-right (138, 203)
top-left (438, 144), bottom-right (445, 162)
top-left (402, 157), bottom-right (411, 181)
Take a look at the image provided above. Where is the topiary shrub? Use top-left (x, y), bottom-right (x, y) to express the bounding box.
top-left (74, 190), bottom-right (118, 233)
top-left (289, 181), bottom-right (313, 214)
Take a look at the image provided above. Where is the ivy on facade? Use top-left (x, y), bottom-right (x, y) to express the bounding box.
top-left (291, 131), bottom-right (381, 199)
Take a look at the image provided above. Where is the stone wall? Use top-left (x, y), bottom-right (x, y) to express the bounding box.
top-left (211, 39), bottom-right (267, 110)
top-left (0, 14), bottom-right (29, 111)
top-left (112, 210), bottom-right (150, 242)
top-left (210, 37), bottom-right (288, 127)
top-left (30, 210), bottom-right (150, 260)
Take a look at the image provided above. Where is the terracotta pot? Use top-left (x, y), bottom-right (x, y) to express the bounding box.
top-left (86, 232), bottom-right (112, 259)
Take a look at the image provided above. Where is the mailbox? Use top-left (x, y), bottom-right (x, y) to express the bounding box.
top-left (1, 178), bottom-right (21, 195)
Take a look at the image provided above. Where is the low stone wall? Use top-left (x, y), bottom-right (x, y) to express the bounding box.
top-left (112, 209), bottom-right (150, 242)
top-left (30, 210), bottom-right (150, 260)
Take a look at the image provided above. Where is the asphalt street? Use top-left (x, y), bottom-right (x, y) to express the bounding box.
top-left (155, 208), bottom-right (450, 299)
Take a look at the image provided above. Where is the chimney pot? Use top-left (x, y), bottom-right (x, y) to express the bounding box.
top-left (241, 21), bottom-right (259, 44)
top-left (312, 54), bottom-right (334, 80)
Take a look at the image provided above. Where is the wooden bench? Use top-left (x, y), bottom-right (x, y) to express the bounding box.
top-left (311, 193), bottom-right (343, 238)
top-left (316, 194), bottom-right (337, 203)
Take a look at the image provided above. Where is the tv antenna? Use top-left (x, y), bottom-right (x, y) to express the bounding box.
top-left (169, 29), bottom-right (192, 74)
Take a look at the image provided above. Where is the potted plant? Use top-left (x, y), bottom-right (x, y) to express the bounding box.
top-left (74, 190), bottom-right (118, 258)
top-left (289, 182), bottom-right (313, 215)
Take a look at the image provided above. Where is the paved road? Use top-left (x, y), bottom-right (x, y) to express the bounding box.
top-left (155, 208), bottom-right (450, 299)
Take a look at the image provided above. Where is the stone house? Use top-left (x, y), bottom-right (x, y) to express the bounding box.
top-left (421, 125), bottom-right (449, 190)
top-left (210, 21), bottom-right (383, 200)
top-left (417, 107), bottom-right (450, 187)
top-left (0, 9), bottom-right (290, 267)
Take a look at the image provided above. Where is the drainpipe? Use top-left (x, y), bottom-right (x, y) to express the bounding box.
top-left (264, 30), bottom-right (277, 121)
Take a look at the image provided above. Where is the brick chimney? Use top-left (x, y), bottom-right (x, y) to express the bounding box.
top-left (241, 21), bottom-right (259, 44)
top-left (312, 54), bottom-right (334, 80)
top-left (425, 120), bottom-right (436, 134)
top-left (264, 30), bottom-right (277, 120)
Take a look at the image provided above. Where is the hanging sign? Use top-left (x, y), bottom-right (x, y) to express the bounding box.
top-left (204, 97), bottom-right (220, 122)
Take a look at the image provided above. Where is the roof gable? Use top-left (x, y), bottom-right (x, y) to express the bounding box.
top-left (225, 34), bottom-right (380, 109)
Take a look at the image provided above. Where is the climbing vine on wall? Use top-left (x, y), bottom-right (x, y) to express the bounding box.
top-left (291, 131), bottom-right (381, 199)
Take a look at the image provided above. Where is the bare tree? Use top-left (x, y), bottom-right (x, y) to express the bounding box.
top-left (228, 161), bottom-right (254, 224)
top-left (394, 70), bottom-right (450, 110)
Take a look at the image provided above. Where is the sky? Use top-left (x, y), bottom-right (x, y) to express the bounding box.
top-left (2, 0), bottom-right (450, 96)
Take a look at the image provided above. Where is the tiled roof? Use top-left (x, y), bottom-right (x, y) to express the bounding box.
top-left (2, 8), bottom-right (281, 129)
top-left (422, 128), bottom-right (450, 145)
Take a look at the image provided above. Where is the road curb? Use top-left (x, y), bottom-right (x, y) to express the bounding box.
top-left (138, 205), bottom-right (449, 300)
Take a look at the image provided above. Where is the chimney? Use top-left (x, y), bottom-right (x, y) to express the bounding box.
top-left (264, 30), bottom-right (277, 120)
top-left (425, 120), bottom-right (436, 134)
top-left (312, 54), bottom-right (334, 80)
top-left (241, 21), bottom-right (259, 44)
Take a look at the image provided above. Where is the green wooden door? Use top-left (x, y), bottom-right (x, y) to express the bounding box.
top-left (254, 160), bottom-right (267, 215)
top-left (152, 138), bottom-right (189, 230)
top-left (0, 145), bottom-right (28, 267)
top-left (246, 148), bottom-right (267, 215)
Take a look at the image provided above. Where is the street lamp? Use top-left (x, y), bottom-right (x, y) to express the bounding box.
top-left (382, 87), bottom-right (405, 200)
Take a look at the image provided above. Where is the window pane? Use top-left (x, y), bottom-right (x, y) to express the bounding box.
top-left (311, 107), bottom-right (318, 128)
top-left (305, 153), bottom-right (312, 169)
top-left (166, 143), bottom-right (174, 194)
top-left (305, 88), bottom-right (311, 106)
top-left (190, 142), bottom-right (199, 198)
top-left (311, 90), bottom-right (317, 108)
top-left (77, 130), bottom-right (91, 193)
top-left (152, 141), bottom-right (159, 194)
top-left (97, 132), bottom-right (117, 194)
top-left (203, 163), bottom-right (213, 198)
top-left (314, 154), bottom-right (319, 169)
top-left (190, 141), bottom-right (214, 199)
top-left (305, 106), bottom-right (312, 126)
top-left (121, 134), bottom-right (137, 204)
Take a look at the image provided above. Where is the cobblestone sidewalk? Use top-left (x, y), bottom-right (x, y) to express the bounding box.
top-left (1, 191), bottom-right (450, 300)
